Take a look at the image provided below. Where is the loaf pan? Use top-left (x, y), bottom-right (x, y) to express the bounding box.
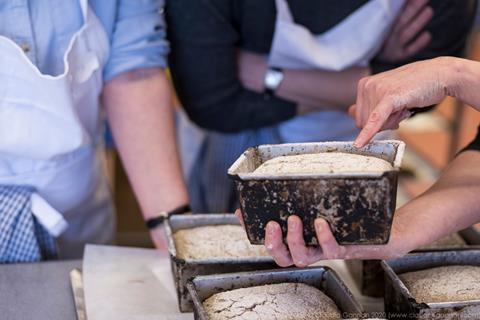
top-left (165, 214), bottom-right (278, 312)
top-left (346, 227), bottom-right (480, 298)
top-left (186, 266), bottom-right (364, 320)
top-left (382, 250), bottom-right (480, 319)
top-left (228, 140), bottom-right (405, 245)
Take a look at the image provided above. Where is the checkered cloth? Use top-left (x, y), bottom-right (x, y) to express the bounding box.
top-left (188, 127), bottom-right (283, 213)
top-left (0, 185), bottom-right (57, 263)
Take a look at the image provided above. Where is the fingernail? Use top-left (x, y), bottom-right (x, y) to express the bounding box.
top-left (267, 226), bottom-right (273, 236)
top-left (267, 222), bottom-right (275, 235)
top-left (266, 243), bottom-right (273, 250)
top-left (315, 219), bottom-right (323, 232)
top-left (288, 218), bottom-right (297, 229)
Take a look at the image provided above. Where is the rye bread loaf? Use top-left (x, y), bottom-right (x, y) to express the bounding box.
top-left (202, 283), bottom-right (341, 320)
top-left (400, 265), bottom-right (480, 303)
top-left (173, 224), bottom-right (268, 259)
top-left (254, 152), bottom-right (392, 175)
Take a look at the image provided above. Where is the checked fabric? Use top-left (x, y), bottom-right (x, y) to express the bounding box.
top-left (0, 185), bottom-right (57, 263)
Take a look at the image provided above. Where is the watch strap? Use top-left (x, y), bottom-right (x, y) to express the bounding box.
top-left (265, 87), bottom-right (275, 96)
top-left (145, 204), bottom-right (191, 229)
top-left (264, 67), bottom-right (283, 96)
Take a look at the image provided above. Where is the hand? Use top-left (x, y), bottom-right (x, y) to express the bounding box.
top-left (266, 216), bottom-right (411, 266)
top-left (237, 50), bottom-right (269, 93)
top-left (150, 225), bottom-right (169, 251)
top-left (351, 56), bottom-right (455, 148)
top-left (378, 0), bottom-right (433, 63)
top-left (235, 209), bottom-right (410, 267)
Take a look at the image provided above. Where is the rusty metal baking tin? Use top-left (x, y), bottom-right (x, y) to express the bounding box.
top-left (228, 140), bottom-right (405, 245)
top-left (186, 266), bottom-right (364, 320)
top-left (165, 214), bottom-right (278, 312)
top-left (382, 250), bottom-right (480, 319)
top-left (346, 227), bottom-right (480, 298)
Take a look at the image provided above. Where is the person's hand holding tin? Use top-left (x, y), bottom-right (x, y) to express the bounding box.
top-left (236, 209), bottom-right (411, 267)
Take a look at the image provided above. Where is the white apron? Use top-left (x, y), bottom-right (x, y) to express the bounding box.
top-left (0, 0), bottom-right (114, 258)
top-left (271, 0), bottom-right (405, 143)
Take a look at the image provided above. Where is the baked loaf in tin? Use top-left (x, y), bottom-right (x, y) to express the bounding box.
top-left (203, 282), bottom-right (341, 320)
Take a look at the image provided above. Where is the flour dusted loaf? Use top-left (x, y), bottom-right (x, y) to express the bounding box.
top-left (254, 152), bottom-right (393, 175)
top-left (173, 225), bottom-right (268, 259)
top-left (400, 265), bottom-right (480, 303)
top-left (203, 283), bottom-right (341, 320)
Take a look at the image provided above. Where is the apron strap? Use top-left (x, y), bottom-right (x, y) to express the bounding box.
top-left (31, 193), bottom-right (68, 237)
top-left (275, 0), bottom-right (294, 22)
top-left (80, 0), bottom-right (88, 20)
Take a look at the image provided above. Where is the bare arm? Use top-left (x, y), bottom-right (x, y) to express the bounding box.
top-left (238, 50), bottom-right (368, 109)
top-left (102, 68), bottom-right (189, 248)
top-left (256, 149), bottom-right (480, 266)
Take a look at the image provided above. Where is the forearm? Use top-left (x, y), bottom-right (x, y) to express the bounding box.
top-left (276, 66), bottom-right (370, 110)
top-left (391, 150), bottom-right (480, 253)
top-left (103, 68), bottom-right (189, 219)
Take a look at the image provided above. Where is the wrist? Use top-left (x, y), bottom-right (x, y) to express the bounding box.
top-left (441, 56), bottom-right (466, 99)
top-left (145, 203), bottom-right (191, 230)
top-left (388, 209), bottom-right (419, 255)
top-left (142, 189), bottom-right (189, 220)
top-left (264, 67), bottom-right (284, 95)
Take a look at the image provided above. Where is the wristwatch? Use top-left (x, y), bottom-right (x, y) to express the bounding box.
top-left (145, 204), bottom-right (191, 229)
top-left (264, 67), bottom-right (284, 96)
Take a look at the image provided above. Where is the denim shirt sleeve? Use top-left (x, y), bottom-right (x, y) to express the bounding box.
top-left (103, 0), bottom-right (169, 81)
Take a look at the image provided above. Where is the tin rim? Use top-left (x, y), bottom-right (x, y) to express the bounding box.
top-left (228, 140), bottom-right (405, 181)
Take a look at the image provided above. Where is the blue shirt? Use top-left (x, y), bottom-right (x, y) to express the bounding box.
top-left (0, 0), bottom-right (168, 81)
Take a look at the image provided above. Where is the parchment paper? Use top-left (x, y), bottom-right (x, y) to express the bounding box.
top-left (83, 244), bottom-right (193, 320)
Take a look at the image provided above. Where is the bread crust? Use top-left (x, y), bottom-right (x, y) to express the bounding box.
top-left (254, 153), bottom-right (393, 175)
top-left (173, 225), bottom-right (268, 260)
top-left (203, 283), bottom-right (341, 320)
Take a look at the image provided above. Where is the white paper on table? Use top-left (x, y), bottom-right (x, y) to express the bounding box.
top-left (83, 244), bottom-right (193, 320)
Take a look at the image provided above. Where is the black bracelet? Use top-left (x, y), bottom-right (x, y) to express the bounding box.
top-left (145, 204), bottom-right (191, 230)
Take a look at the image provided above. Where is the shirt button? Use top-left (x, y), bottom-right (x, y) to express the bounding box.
top-left (20, 42), bottom-right (31, 53)
top-left (158, 7), bottom-right (164, 14)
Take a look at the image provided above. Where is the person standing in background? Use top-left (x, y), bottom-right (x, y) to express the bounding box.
top-left (166, 0), bottom-right (475, 214)
top-left (0, 0), bottom-right (188, 263)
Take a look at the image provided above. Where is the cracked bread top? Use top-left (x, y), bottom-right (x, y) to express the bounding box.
top-left (173, 224), bottom-right (269, 260)
top-left (203, 282), bottom-right (341, 320)
top-left (253, 152), bottom-right (393, 175)
top-left (400, 265), bottom-right (480, 303)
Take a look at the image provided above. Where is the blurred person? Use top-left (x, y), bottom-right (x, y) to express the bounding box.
top-left (257, 56), bottom-right (480, 266)
top-left (167, 0), bottom-right (475, 213)
top-left (0, 0), bottom-right (188, 263)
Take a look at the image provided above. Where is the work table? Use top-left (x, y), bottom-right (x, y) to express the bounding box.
top-left (0, 260), bottom-right (81, 320)
top-left (0, 249), bottom-right (381, 320)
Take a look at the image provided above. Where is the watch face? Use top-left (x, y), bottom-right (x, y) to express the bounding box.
top-left (265, 69), bottom-right (284, 90)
